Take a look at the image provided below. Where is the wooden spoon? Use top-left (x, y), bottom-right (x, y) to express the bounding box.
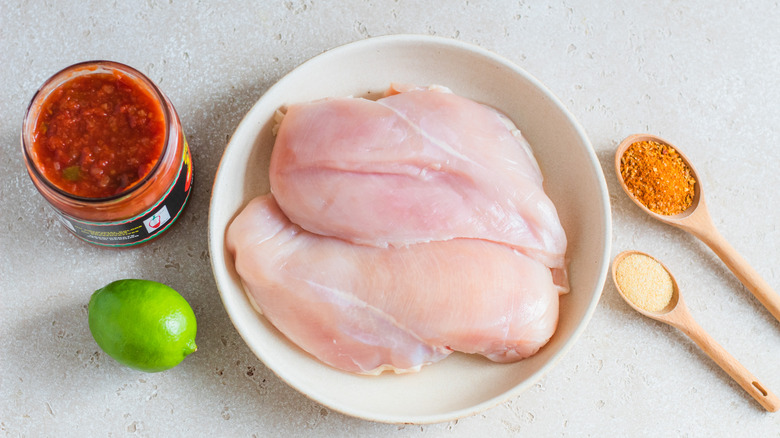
top-left (612, 250), bottom-right (780, 412)
top-left (615, 134), bottom-right (780, 324)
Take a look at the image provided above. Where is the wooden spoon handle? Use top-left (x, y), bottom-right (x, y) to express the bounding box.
top-left (691, 223), bottom-right (780, 324)
top-left (676, 315), bottom-right (780, 412)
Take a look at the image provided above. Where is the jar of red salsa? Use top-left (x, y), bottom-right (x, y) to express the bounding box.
top-left (22, 61), bottom-right (193, 247)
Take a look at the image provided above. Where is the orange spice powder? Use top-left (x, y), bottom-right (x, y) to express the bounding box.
top-left (620, 140), bottom-right (696, 215)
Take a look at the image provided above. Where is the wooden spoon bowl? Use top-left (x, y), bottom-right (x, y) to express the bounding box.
top-left (615, 133), bottom-right (703, 221)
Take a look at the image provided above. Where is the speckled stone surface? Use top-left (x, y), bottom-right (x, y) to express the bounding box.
top-left (2, 1), bottom-right (779, 436)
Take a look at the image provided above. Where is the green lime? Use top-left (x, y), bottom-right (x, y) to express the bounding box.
top-left (88, 279), bottom-right (197, 372)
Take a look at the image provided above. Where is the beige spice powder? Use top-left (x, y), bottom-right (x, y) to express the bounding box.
top-left (615, 254), bottom-right (674, 312)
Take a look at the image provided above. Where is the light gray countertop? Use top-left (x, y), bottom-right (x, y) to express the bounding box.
top-left (2, 1), bottom-right (779, 436)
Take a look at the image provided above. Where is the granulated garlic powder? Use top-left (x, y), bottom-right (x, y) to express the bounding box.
top-left (615, 253), bottom-right (674, 312)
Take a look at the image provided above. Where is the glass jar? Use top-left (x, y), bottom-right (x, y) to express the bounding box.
top-left (21, 60), bottom-right (193, 247)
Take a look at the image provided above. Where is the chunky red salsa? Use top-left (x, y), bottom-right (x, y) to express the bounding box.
top-left (32, 72), bottom-right (165, 198)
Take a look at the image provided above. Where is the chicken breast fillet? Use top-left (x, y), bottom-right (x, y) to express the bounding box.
top-left (227, 195), bottom-right (559, 374)
top-left (269, 86), bottom-right (567, 289)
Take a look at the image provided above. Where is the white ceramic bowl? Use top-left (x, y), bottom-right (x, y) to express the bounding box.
top-left (209, 35), bottom-right (611, 424)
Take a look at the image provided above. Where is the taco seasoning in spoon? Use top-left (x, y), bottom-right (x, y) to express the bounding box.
top-left (619, 139), bottom-right (696, 216)
top-left (22, 61), bottom-right (193, 247)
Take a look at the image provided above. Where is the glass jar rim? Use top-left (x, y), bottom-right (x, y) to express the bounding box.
top-left (21, 60), bottom-right (172, 203)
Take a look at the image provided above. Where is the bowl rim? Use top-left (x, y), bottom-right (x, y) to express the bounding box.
top-left (208, 33), bottom-right (612, 424)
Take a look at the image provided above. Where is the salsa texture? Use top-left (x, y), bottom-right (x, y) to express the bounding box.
top-left (32, 72), bottom-right (165, 198)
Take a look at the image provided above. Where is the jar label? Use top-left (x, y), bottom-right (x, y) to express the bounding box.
top-left (56, 141), bottom-right (193, 247)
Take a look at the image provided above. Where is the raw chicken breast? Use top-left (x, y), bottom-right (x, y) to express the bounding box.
top-left (226, 195), bottom-right (559, 374)
top-left (269, 86), bottom-right (567, 281)
top-left (227, 85), bottom-right (568, 374)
